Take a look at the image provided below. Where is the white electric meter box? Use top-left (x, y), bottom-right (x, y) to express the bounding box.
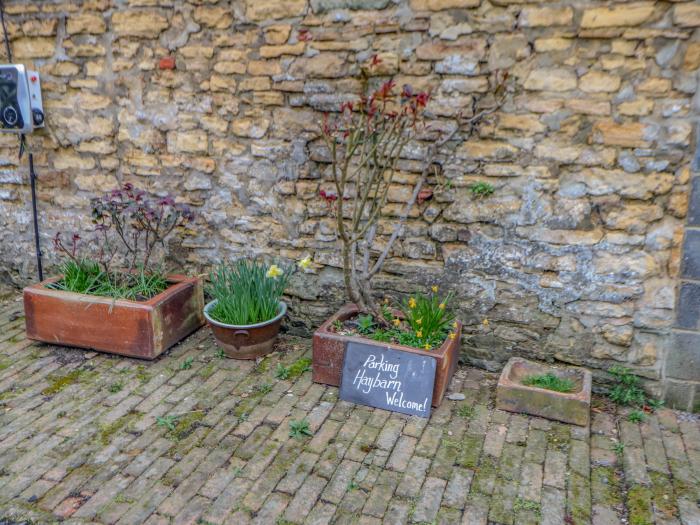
top-left (0, 64), bottom-right (44, 134)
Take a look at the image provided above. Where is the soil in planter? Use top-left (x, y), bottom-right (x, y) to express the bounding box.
top-left (330, 312), bottom-right (451, 351)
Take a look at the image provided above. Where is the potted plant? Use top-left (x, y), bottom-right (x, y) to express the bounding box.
top-left (23, 184), bottom-right (204, 359)
top-left (312, 58), bottom-right (510, 406)
top-left (496, 357), bottom-right (592, 426)
top-left (204, 257), bottom-right (310, 359)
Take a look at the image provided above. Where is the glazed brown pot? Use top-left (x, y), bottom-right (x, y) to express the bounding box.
top-left (203, 300), bottom-right (286, 359)
top-left (312, 304), bottom-right (462, 407)
top-left (23, 275), bottom-right (204, 359)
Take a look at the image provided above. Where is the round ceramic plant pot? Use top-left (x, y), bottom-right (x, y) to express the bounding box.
top-left (203, 300), bottom-right (287, 359)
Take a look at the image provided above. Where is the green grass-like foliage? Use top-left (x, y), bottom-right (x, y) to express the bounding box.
top-left (207, 259), bottom-right (289, 325)
top-left (289, 418), bottom-right (312, 440)
top-left (49, 259), bottom-right (167, 301)
top-left (628, 410), bottom-right (646, 423)
top-left (356, 314), bottom-right (375, 334)
top-left (399, 289), bottom-right (455, 348)
top-left (470, 181), bottom-right (495, 198)
top-left (522, 372), bottom-right (575, 393)
top-left (608, 366), bottom-right (647, 407)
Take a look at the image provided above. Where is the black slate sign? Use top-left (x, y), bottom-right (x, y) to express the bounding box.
top-left (339, 342), bottom-right (436, 418)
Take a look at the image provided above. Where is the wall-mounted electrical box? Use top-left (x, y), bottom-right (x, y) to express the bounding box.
top-left (0, 64), bottom-right (44, 134)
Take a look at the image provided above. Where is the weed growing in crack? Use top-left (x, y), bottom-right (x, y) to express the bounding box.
top-left (628, 410), bottom-right (646, 423)
top-left (289, 419), bottom-right (312, 440)
top-left (156, 415), bottom-right (178, 431)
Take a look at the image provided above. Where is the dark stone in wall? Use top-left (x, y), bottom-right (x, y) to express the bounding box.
top-left (688, 177), bottom-right (700, 227)
top-left (664, 379), bottom-right (694, 411)
top-left (676, 281), bottom-right (700, 330)
top-left (666, 330), bottom-right (700, 381)
top-left (681, 230), bottom-right (700, 280)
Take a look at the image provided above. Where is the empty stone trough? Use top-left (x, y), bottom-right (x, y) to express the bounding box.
top-left (496, 357), bottom-right (592, 426)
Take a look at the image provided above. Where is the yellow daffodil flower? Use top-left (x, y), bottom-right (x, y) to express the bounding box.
top-left (408, 297), bottom-right (417, 308)
top-left (431, 285), bottom-right (438, 293)
top-left (453, 321), bottom-right (458, 329)
top-left (424, 343), bottom-right (431, 350)
top-left (482, 318), bottom-right (490, 327)
top-left (439, 303), bottom-right (445, 310)
top-left (298, 256), bottom-right (311, 269)
top-left (266, 264), bottom-right (283, 279)
top-left (416, 318), bottom-right (422, 325)
top-left (449, 332), bottom-right (456, 340)
top-left (416, 330), bottom-right (423, 338)
top-left (392, 318), bottom-right (401, 327)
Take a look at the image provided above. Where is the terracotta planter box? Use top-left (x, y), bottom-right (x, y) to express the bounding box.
top-left (312, 304), bottom-right (462, 407)
top-left (496, 357), bottom-right (592, 426)
top-left (23, 275), bottom-right (204, 360)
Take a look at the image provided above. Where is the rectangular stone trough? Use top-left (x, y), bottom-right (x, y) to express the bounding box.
top-left (496, 357), bottom-right (592, 426)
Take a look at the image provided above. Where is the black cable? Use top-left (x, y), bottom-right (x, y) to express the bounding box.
top-left (0, 0), bottom-right (42, 280)
top-left (29, 153), bottom-right (42, 280)
top-left (0, 0), bottom-right (11, 62)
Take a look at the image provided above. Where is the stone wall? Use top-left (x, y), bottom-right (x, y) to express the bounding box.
top-left (0, 0), bottom-right (698, 408)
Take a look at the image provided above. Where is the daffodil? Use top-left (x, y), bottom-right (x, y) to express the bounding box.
top-left (424, 343), bottom-right (431, 350)
top-left (416, 329), bottom-right (422, 338)
top-left (431, 285), bottom-right (438, 293)
top-left (298, 256), bottom-right (311, 269)
top-left (439, 303), bottom-right (445, 310)
top-left (449, 332), bottom-right (456, 340)
top-left (392, 318), bottom-right (401, 327)
top-left (266, 264), bottom-right (283, 279)
top-left (416, 318), bottom-right (422, 325)
top-left (482, 318), bottom-right (489, 327)
top-left (408, 297), bottom-right (417, 309)
top-left (453, 321), bottom-right (458, 329)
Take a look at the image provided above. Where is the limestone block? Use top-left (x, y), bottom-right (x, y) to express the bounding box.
top-left (579, 71), bottom-right (621, 93)
top-left (112, 10), bottom-right (169, 37)
top-left (410, 0), bottom-right (480, 9)
top-left (193, 6), bottom-right (233, 29)
top-left (13, 37), bottom-right (54, 58)
top-left (580, 2), bottom-right (655, 29)
top-left (245, 0), bottom-right (307, 21)
top-left (519, 6), bottom-right (573, 27)
top-left (524, 68), bottom-right (577, 91)
top-left (67, 12), bottom-right (106, 34)
top-left (167, 130), bottom-right (208, 154)
top-left (673, 3), bottom-right (700, 28)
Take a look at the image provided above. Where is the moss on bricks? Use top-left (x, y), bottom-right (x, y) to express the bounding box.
top-left (649, 471), bottom-right (678, 520)
top-left (547, 424), bottom-right (571, 453)
top-left (168, 410), bottom-right (205, 441)
top-left (98, 411), bottom-right (141, 445)
top-left (253, 355), bottom-right (272, 374)
top-left (198, 362), bottom-right (217, 380)
top-left (591, 466), bottom-right (623, 507)
top-left (285, 357), bottom-right (312, 380)
top-left (471, 455), bottom-right (498, 495)
top-left (627, 484), bottom-right (653, 525)
top-left (42, 368), bottom-right (96, 396)
top-left (456, 435), bottom-right (482, 469)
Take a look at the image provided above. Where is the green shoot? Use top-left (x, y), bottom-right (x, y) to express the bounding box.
top-left (522, 373), bottom-right (575, 393)
top-left (289, 419), bottom-right (312, 439)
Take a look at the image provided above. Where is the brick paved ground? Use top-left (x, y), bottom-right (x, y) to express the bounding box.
top-left (0, 296), bottom-right (699, 525)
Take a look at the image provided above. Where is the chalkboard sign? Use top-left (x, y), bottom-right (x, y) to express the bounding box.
top-left (339, 342), bottom-right (436, 418)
